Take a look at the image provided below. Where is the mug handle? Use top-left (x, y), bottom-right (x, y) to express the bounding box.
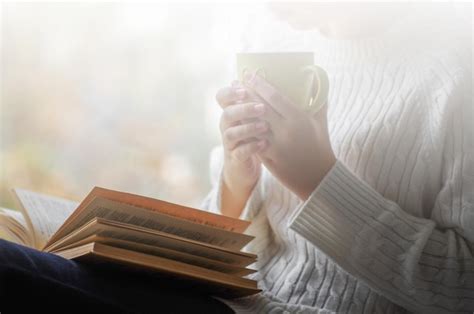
top-left (301, 65), bottom-right (329, 113)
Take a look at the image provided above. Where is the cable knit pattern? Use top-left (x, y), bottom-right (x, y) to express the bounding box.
top-left (201, 4), bottom-right (473, 313)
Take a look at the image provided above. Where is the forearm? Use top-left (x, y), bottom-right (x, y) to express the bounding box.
top-left (220, 164), bottom-right (258, 218)
top-left (201, 146), bottom-right (264, 221)
top-left (220, 180), bottom-right (250, 219)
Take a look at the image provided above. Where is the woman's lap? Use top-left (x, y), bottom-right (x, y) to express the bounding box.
top-left (0, 239), bottom-right (234, 313)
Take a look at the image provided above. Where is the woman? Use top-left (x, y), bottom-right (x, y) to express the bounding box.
top-left (202, 3), bottom-right (473, 313)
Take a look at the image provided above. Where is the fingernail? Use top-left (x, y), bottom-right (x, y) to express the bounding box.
top-left (235, 89), bottom-right (246, 99)
top-left (256, 121), bottom-right (266, 130)
top-left (254, 103), bottom-right (265, 114)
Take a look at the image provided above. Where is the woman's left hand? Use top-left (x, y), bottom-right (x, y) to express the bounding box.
top-left (244, 73), bottom-right (337, 201)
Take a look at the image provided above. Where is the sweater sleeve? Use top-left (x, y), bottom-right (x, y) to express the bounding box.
top-left (200, 145), bottom-right (264, 222)
top-left (287, 85), bottom-right (474, 312)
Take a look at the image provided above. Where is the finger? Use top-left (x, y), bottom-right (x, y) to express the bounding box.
top-left (232, 140), bottom-right (267, 163)
top-left (244, 73), bottom-right (296, 118)
top-left (244, 86), bottom-right (285, 121)
top-left (257, 102), bottom-right (282, 128)
top-left (215, 86), bottom-right (247, 108)
top-left (223, 121), bottom-right (269, 150)
top-left (238, 85), bottom-right (283, 128)
top-left (220, 102), bottom-right (266, 130)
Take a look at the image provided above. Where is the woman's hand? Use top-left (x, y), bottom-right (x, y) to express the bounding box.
top-left (244, 73), bottom-right (337, 201)
top-left (215, 82), bottom-right (270, 217)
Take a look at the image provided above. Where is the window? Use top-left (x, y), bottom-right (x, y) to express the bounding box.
top-left (1, 3), bottom-right (248, 208)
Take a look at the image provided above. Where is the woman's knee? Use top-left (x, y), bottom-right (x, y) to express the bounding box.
top-left (0, 238), bottom-right (82, 277)
top-left (0, 239), bottom-right (28, 265)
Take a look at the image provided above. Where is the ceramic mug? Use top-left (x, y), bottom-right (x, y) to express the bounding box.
top-left (236, 52), bottom-right (329, 114)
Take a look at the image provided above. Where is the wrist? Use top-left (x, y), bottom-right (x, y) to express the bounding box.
top-left (299, 154), bottom-right (337, 201)
top-left (222, 163), bottom-right (257, 198)
top-left (221, 165), bottom-right (258, 218)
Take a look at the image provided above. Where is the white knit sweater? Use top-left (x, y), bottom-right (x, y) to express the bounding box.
top-left (201, 5), bottom-right (473, 313)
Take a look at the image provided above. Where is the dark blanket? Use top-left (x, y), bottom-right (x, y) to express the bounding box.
top-left (0, 239), bottom-right (234, 313)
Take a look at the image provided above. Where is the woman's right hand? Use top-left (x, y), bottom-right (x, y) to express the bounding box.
top-left (215, 82), bottom-right (269, 217)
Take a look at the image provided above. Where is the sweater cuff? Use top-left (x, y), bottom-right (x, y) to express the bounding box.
top-left (288, 159), bottom-right (434, 264)
top-left (288, 160), bottom-right (398, 267)
top-left (287, 160), bottom-right (379, 262)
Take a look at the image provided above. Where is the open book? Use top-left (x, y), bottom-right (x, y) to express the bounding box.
top-left (1, 187), bottom-right (261, 298)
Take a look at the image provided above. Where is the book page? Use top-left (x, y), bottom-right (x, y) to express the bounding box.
top-left (54, 197), bottom-right (253, 250)
top-left (56, 235), bottom-right (255, 276)
top-left (48, 186), bottom-right (250, 245)
top-left (91, 187), bottom-right (251, 231)
top-left (0, 207), bottom-right (33, 246)
top-left (47, 218), bottom-right (256, 267)
top-left (13, 189), bottom-right (79, 249)
top-left (55, 242), bottom-right (260, 298)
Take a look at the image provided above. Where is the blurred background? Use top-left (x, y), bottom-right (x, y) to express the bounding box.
top-left (1, 2), bottom-right (470, 210)
top-left (1, 2), bottom-right (254, 209)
